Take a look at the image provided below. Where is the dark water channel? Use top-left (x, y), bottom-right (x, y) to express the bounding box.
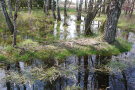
top-left (0, 15), bottom-right (135, 90)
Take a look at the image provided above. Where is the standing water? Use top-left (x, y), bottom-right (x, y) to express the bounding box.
top-left (0, 15), bottom-right (135, 90)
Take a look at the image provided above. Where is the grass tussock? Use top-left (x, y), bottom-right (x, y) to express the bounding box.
top-left (0, 9), bottom-right (132, 64)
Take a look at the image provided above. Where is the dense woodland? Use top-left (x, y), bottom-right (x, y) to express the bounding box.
top-left (0, 0), bottom-right (135, 89)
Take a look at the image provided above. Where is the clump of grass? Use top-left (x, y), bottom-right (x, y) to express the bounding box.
top-left (5, 66), bottom-right (61, 84)
top-left (75, 20), bottom-right (81, 25)
top-left (106, 60), bottom-right (129, 72)
top-left (34, 50), bottom-right (52, 60)
top-left (113, 38), bottom-right (132, 53)
top-left (63, 37), bottom-right (132, 56)
top-left (30, 66), bottom-right (61, 82)
top-left (0, 55), bottom-right (7, 61)
top-left (95, 14), bottom-right (106, 22)
top-left (65, 85), bottom-right (81, 90)
top-left (4, 45), bottom-right (14, 51)
top-left (54, 49), bottom-right (72, 59)
top-left (13, 51), bottom-right (35, 62)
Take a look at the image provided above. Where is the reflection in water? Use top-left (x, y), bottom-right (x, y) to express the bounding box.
top-left (1, 15), bottom-right (135, 90)
top-left (115, 29), bottom-right (135, 60)
top-left (54, 15), bottom-right (100, 40)
top-left (0, 55), bottom-right (135, 89)
top-left (84, 55), bottom-right (88, 90)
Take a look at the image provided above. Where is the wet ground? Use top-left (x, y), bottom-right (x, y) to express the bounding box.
top-left (0, 15), bottom-right (135, 90)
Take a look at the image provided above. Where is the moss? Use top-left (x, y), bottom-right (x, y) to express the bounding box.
top-left (75, 20), bottom-right (81, 25)
top-left (99, 19), bottom-right (106, 33)
top-left (113, 38), bottom-right (132, 53)
top-left (17, 51), bottom-right (35, 61)
top-left (64, 37), bottom-right (132, 56)
top-left (54, 49), bottom-right (72, 59)
top-left (4, 45), bottom-right (14, 51)
top-left (34, 50), bottom-right (52, 60)
top-left (0, 9), bottom-right (132, 65)
top-left (0, 55), bottom-right (7, 61)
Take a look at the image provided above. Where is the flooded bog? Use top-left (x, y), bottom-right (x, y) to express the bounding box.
top-left (0, 55), bottom-right (135, 90)
top-left (0, 15), bottom-right (135, 90)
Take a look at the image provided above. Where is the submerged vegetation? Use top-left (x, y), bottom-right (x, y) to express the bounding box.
top-left (0, 0), bottom-right (135, 89)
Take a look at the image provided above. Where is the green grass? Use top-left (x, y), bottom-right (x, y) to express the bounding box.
top-left (60, 7), bottom-right (77, 14)
top-left (0, 55), bottom-right (7, 61)
top-left (0, 9), bottom-right (132, 64)
top-left (107, 60), bottom-right (128, 70)
top-left (95, 13), bottom-right (135, 32)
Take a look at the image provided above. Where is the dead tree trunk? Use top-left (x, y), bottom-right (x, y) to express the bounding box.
top-left (51, 0), bottom-right (56, 19)
top-left (103, 0), bottom-right (125, 43)
top-left (77, 0), bottom-right (83, 21)
top-left (85, 0), bottom-right (102, 35)
top-left (13, 0), bottom-right (19, 46)
top-left (56, 0), bottom-right (61, 21)
top-left (6, 0), bottom-right (13, 18)
top-left (0, 0), bottom-right (14, 34)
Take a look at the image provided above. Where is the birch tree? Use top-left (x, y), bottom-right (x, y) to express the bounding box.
top-left (13, 0), bottom-right (19, 46)
top-left (6, 0), bottom-right (13, 18)
top-left (85, 0), bottom-right (102, 35)
top-left (56, 0), bottom-right (61, 21)
top-left (28, 0), bottom-right (31, 14)
top-left (0, 0), bottom-right (14, 34)
top-left (77, 0), bottom-right (83, 21)
top-left (64, 0), bottom-right (67, 17)
top-left (103, 0), bottom-right (125, 43)
top-left (51, 0), bottom-right (56, 19)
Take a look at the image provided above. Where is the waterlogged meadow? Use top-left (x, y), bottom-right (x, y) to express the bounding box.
top-left (0, 0), bottom-right (135, 89)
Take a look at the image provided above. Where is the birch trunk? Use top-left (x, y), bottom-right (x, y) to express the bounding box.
top-left (85, 0), bottom-right (87, 11)
top-left (77, 0), bottom-right (83, 21)
top-left (76, 0), bottom-right (78, 11)
top-left (56, 0), bottom-right (61, 21)
top-left (103, 0), bottom-right (125, 43)
top-left (0, 0), bottom-right (14, 34)
top-left (51, 0), bottom-right (56, 19)
top-left (13, 0), bottom-right (19, 46)
top-left (28, 0), bottom-right (31, 14)
top-left (64, 0), bottom-right (67, 17)
top-left (85, 0), bottom-right (102, 35)
top-left (46, 0), bottom-right (49, 15)
top-left (102, 0), bottom-right (106, 14)
top-left (6, 0), bottom-right (13, 18)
